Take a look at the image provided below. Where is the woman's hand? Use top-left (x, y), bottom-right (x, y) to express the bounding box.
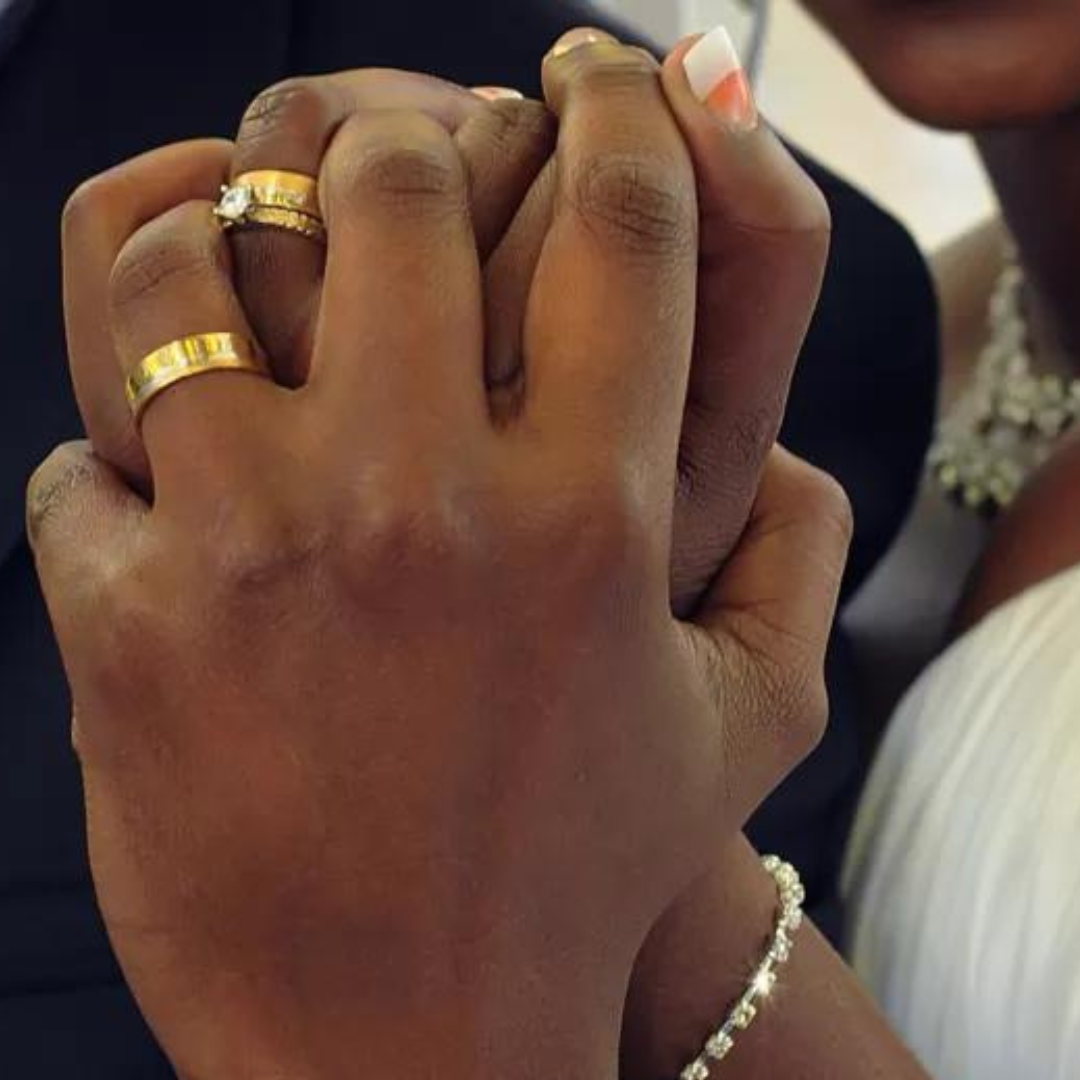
top-left (33, 32), bottom-right (848, 1080)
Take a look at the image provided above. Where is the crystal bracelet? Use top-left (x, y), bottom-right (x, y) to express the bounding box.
top-left (678, 855), bottom-right (805, 1080)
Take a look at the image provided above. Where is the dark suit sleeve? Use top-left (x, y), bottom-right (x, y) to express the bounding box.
top-left (284, 0), bottom-right (649, 94)
top-left (784, 154), bottom-right (939, 597)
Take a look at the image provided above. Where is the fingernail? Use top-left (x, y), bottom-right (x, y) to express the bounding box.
top-left (683, 26), bottom-right (758, 133)
top-left (547, 26), bottom-right (618, 62)
top-left (472, 86), bottom-right (525, 102)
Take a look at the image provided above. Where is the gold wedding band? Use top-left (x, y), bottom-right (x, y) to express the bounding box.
top-left (224, 204), bottom-right (327, 241)
top-left (214, 169), bottom-right (325, 243)
top-left (126, 332), bottom-right (267, 425)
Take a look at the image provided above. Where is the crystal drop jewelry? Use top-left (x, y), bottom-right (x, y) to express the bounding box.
top-left (677, 856), bottom-right (805, 1080)
top-left (928, 246), bottom-right (1080, 516)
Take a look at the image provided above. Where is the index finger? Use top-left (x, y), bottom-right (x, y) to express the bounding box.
top-left (530, 31), bottom-right (698, 507)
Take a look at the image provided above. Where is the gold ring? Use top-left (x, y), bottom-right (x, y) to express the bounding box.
top-left (126, 332), bottom-right (267, 425)
top-left (214, 169), bottom-right (324, 242)
top-left (225, 204), bottom-right (326, 242)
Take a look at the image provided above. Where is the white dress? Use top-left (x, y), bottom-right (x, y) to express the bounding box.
top-left (843, 562), bottom-right (1080, 1080)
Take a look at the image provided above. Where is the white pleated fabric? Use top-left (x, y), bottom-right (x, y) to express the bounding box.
top-left (843, 562), bottom-right (1080, 1080)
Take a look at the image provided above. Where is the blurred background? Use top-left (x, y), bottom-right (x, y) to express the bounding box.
top-left (597, 0), bottom-right (997, 252)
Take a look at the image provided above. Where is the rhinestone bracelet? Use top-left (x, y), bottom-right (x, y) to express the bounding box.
top-left (678, 855), bottom-right (805, 1080)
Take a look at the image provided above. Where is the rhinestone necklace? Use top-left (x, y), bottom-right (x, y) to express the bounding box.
top-left (928, 250), bottom-right (1080, 515)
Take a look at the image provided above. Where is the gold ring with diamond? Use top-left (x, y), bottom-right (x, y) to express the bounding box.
top-left (214, 169), bottom-right (324, 242)
top-left (126, 332), bottom-right (268, 426)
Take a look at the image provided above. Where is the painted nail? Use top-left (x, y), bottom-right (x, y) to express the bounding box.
top-left (472, 86), bottom-right (525, 102)
top-left (547, 27), bottom-right (618, 62)
top-left (683, 26), bottom-right (758, 132)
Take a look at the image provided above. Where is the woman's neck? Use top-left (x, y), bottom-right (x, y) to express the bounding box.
top-left (977, 110), bottom-right (1080, 364)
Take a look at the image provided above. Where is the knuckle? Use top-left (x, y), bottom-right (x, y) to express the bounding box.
top-left (109, 210), bottom-right (219, 317)
top-left (772, 663), bottom-right (830, 763)
top-left (541, 468), bottom-right (653, 589)
top-left (717, 607), bottom-right (832, 772)
top-left (721, 158), bottom-right (831, 246)
top-left (736, 642), bottom-right (829, 769)
top-left (571, 148), bottom-right (693, 257)
top-left (782, 177), bottom-right (832, 268)
top-left (473, 99), bottom-right (554, 162)
top-left (327, 116), bottom-right (465, 218)
top-left (803, 466), bottom-right (855, 558)
top-left (238, 78), bottom-right (329, 148)
top-left (568, 50), bottom-right (657, 99)
top-left (345, 470), bottom-right (485, 588)
top-left (208, 495), bottom-right (326, 602)
top-left (762, 161), bottom-right (832, 240)
top-left (801, 178), bottom-right (832, 237)
top-left (62, 172), bottom-right (116, 244)
top-left (26, 445), bottom-right (96, 544)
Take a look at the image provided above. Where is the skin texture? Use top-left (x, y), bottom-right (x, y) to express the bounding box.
top-left (944, 122), bottom-right (1080, 628)
top-left (796, 0), bottom-right (1080, 364)
top-left (958, 431), bottom-right (1080, 631)
top-left (799, 0), bottom-right (1080, 623)
top-left (801, 0), bottom-right (1080, 129)
top-left (978, 117), bottom-right (1080, 361)
top-left (946, 43), bottom-right (1080, 616)
top-left (622, 836), bottom-right (929, 1080)
top-left (30, 34), bottom-right (857, 1080)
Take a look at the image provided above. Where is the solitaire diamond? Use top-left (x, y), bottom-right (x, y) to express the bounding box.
top-left (216, 185), bottom-right (254, 222)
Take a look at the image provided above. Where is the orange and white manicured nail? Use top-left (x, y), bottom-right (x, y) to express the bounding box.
top-left (683, 26), bottom-right (758, 133)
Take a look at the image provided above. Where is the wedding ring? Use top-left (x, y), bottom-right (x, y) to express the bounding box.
top-left (220, 203), bottom-right (326, 242)
top-left (214, 169), bottom-right (325, 242)
top-left (126, 332), bottom-right (267, 425)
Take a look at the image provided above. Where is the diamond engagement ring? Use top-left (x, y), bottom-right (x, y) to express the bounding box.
top-left (214, 169), bottom-right (325, 243)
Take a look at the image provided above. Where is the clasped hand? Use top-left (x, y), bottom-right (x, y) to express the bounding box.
top-left (29, 29), bottom-right (849, 1080)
